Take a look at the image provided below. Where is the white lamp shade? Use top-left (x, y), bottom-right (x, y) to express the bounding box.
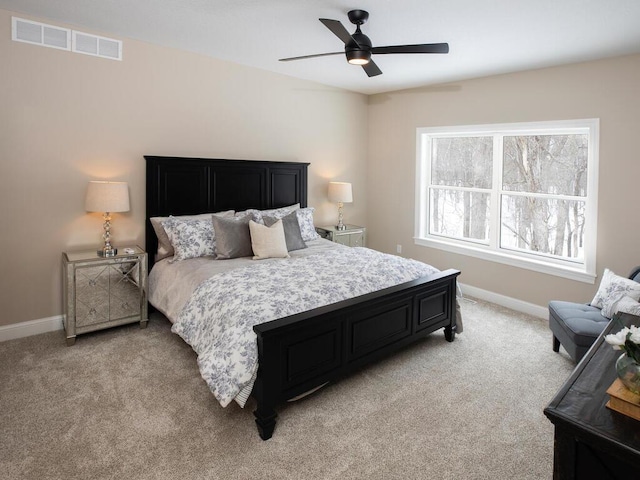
top-left (328, 182), bottom-right (353, 203)
top-left (85, 181), bottom-right (130, 213)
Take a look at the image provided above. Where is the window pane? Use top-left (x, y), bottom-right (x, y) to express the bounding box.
top-left (503, 135), bottom-right (588, 196)
top-left (431, 137), bottom-right (493, 188)
top-left (500, 195), bottom-right (585, 260)
top-left (430, 188), bottom-right (490, 241)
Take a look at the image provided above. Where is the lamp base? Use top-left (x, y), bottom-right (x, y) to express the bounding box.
top-left (97, 247), bottom-right (117, 257)
top-left (336, 202), bottom-right (347, 231)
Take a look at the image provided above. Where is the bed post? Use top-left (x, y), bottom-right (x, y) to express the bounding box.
top-left (254, 404), bottom-right (277, 441)
top-left (444, 275), bottom-right (459, 342)
top-left (253, 331), bottom-right (279, 440)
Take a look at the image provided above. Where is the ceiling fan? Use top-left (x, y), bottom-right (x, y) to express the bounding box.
top-left (279, 9), bottom-right (449, 77)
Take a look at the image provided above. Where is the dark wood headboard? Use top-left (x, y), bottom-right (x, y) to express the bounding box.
top-left (145, 156), bottom-right (309, 271)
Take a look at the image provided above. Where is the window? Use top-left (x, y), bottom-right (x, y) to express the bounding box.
top-left (415, 119), bottom-right (599, 283)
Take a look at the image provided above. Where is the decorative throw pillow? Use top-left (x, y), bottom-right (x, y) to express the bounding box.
top-left (296, 207), bottom-right (320, 241)
top-left (161, 217), bottom-right (215, 262)
top-left (237, 203), bottom-right (300, 224)
top-left (604, 295), bottom-right (640, 318)
top-left (211, 214), bottom-right (254, 259)
top-left (591, 268), bottom-right (640, 310)
top-left (151, 210), bottom-right (234, 261)
top-left (263, 211), bottom-right (307, 252)
top-left (249, 220), bottom-right (290, 260)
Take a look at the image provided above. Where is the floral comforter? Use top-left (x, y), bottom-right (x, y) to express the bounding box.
top-left (171, 247), bottom-right (440, 407)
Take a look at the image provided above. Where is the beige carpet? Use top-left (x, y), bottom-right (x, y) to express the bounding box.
top-left (0, 297), bottom-right (574, 480)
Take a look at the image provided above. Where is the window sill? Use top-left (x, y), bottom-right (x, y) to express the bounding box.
top-left (414, 237), bottom-right (596, 284)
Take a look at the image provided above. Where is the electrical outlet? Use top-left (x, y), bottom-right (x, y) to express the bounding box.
top-left (396, 244), bottom-right (402, 254)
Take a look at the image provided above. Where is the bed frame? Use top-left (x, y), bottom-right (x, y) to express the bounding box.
top-left (145, 156), bottom-right (460, 440)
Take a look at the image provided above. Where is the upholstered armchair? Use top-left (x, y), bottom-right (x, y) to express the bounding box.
top-left (549, 266), bottom-right (640, 363)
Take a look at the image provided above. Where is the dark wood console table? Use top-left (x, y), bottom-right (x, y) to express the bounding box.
top-left (544, 312), bottom-right (640, 479)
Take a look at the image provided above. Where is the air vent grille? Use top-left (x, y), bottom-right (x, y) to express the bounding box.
top-left (43, 26), bottom-right (70, 49)
top-left (73, 31), bottom-right (122, 60)
top-left (12, 17), bottom-right (122, 61)
top-left (73, 31), bottom-right (98, 55)
top-left (99, 38), bottom-right (121, 60)
top-left (12, 17), bottom-right (70, 50)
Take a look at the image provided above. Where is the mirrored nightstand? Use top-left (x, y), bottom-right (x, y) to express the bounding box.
top-left (315, 224), bottom-right (366, 247)
top-left (62, 246), bottom-right (148, 346)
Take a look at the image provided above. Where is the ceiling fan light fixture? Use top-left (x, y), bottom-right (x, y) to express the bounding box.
top-left (346, 49), bottom-right (370, 65)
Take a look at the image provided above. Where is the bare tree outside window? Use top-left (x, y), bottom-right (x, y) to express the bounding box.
top-left (416, 120), bottom-right (598, 279)
top-left (501, 134), bottom-right (588, 260)
top-left (430, 137), bottom-right (492, 242)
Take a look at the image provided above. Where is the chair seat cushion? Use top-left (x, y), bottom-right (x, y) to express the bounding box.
top-left (548, 301), bottom-right (609, 347)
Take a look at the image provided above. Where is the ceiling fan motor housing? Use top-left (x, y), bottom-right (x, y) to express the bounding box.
top-left (346, 26), bottom-right (372, 64)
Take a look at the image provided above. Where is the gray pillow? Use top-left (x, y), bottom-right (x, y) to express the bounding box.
top-left (264, 211), bottom-right (307, 252)
top-left (211, 214), bottom-right (254, 259)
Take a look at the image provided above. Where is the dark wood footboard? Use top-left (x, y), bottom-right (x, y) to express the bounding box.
top-left (252, 268), bottom-right (460, 440)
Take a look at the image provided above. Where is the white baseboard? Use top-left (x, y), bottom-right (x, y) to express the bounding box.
top-left (0, 315), bottom-right (63, 343)
top-left (458, 282), bottom-right (547, 319)
top-left (0, 284), bottom-right (547, 343)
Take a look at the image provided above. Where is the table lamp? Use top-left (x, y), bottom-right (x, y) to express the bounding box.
top-left (328, 181), bottom-right (353, 230)
top-left (85, 180), bottom-right (130, 256)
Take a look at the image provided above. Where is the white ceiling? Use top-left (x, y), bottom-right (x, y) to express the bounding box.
top-left (3, 0), bottom-right (640, 95)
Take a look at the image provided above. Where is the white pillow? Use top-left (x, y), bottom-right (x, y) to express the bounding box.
top-left (591, 268), bottom-right (640, 310)
top-left (296, 207), bottom-right (320, 241)
top-left (249, 220), bottom-right (290, 260)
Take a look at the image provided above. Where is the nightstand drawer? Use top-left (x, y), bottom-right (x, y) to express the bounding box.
top-left (316, 225), bottom-right (366, 247)
top-left (75, 265), bottom-right (110, 327)
top-left (335, 230), bottom-right (364, 247)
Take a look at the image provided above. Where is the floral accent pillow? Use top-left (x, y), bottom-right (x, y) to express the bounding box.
top-left (604, 295), bottom-right (640, 318)
top-left (151, 210), bottom-right (233, 261)
top-left (592, 268), bottom-right (640, 316)
top-left (296, 207), bottom-right (320, 241)
top-left (236, 203), bottom-right (300, 224)
top-left (161, 217), bottom-right (215, 262)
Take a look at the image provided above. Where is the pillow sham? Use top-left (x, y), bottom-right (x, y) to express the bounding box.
top-left (237, 203), bottom-right (300, 224)
top-left (161, 217), bottom-right (215, 262)
top-left (151, 210), bottom-right (234, 261)
top-left (591, 268), bottom-right (640, 310)
top-left (211, 214), bottom-right (254, 259)
top-left (296, 207), bottom-right (320, 242)
top-left (263, 211), bottom-right (307, 252)
top-left (249, 220), bottom-right (289, 260)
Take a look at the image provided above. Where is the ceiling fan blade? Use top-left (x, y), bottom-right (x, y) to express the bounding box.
top-left (362, 60), bottom-right (382, 77)
top-left (319, 18), bottom-right (358, 46)
top-left (371, 43), bottom-right (450, 55)
top-left (279, 52), bottom-right (343, 62)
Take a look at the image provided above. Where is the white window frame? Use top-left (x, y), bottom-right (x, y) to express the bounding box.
top-left (415, 119), bottom-right (599, 283)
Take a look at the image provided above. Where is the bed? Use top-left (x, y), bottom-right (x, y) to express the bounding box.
top-left (145, 155), bottom-right (461, 440)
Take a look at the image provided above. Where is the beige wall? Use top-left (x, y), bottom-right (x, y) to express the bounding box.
top-left (4, 7), bottom-right (639, 329)
top-left (367, 53), bottom-right (640, 308)
top-left (0, 9), bottom-right (369, 326)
